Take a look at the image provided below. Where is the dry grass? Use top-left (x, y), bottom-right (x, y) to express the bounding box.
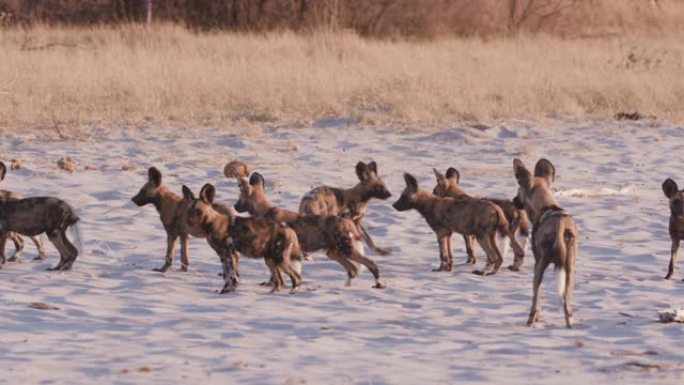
top-left (1, 24), bottom-right (684, 132)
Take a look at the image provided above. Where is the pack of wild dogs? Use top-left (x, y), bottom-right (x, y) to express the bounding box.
top-left (1, 157), bottom-right (682, 329)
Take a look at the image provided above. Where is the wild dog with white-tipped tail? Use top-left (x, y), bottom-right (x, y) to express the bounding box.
top-left (512, 158), bottom-right (577, 328)
top-left (393, 172), bottom-right (509, 275)
top-left (235, 172), bottom-right (385, 288)
top-left (432, 167), bottom-right (529, 269)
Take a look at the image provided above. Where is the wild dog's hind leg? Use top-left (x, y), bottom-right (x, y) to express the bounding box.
top-left (264, 258), bottom-right (283, 293)
top-left (7, 232), bottom-right (24, 262)
top-left (0, 233), bottom-right (8, 266)
top-left (326, 250), bottom-right (359, 286)
top-left (346, 245), bottom-right (384, 289)
top-left (472, 233), bottom-right (502, 276)
top-left (57, 231), bottom-right (78, 270)
top-left (563, 266), bottom-right (574, 329)
top-left (46, 231), bottom-right (67, 271)
top-left (665, 238), bottom-right (680, 280)
top-left (507, 228), bottom-right (526, 272)
top-left (527, 258), bottom-right (551, 326)
top-left (31, 235), bottom-right (46, 261)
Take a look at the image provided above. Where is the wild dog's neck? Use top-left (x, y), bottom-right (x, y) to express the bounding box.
top-left (527, 188), bottom-right (559, 224)
top-left (203, 205), bottom-right (231, 238)
top-left (251, 196), bottom-right (275, 217)
top-left (343, 183), bottom-right (372, 213)
top-left (155, 186), bottom-right (179, 213)
top-left (412, 188), bottom-right (442, 216)
top-left (445, 183), bottom-right (468, 198)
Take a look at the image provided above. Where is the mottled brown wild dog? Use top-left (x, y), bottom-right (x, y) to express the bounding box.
top-left (131, 167), bottom-right (234, 272)
top-left (183, 183), bottom-right (303, 293)
top-left (235, 172), bottom-right (385, 288)
top-left (0, 161), bottom-right (45, 261)
top-left (0, 195), bottom-right (80, 271)
top-left (393, 173), bottom-right (508, 275)
top-left (513, 158), bottom-right (577, 329)
top-left (433, 167), bottom-right (529, 270)
top-left (299, 161), bottom-right (392, 256)
top-left (662, 178), bottom-right (684, 280)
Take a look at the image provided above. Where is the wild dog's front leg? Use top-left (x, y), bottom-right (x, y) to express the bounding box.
top-left (179, 233), bottom-right (190, 272)
top-left (31, 235), bottom-right (46, 261)
top-left (7, 232), bottom-right (24, 262)
top-left (665, 238), bottom-right (680, 280)
top-left (155, 232), bottom-right (178, 273)
top-left (219, 248), bottom-right (240, 294)
top-left (463, 234), bottom-right (476, 264)
top-left (433, 232), bottom-right (451, 272)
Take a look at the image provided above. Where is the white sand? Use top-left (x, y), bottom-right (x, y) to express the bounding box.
top-left (0, 121), bottom-right (683, 384)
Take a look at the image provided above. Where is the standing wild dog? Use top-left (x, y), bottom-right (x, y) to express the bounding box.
top-left (0, 161), bottom-right (46, 261)
top-left (513, 158), bottom-right (577, 328)
top-left (393, 173), bottom-right (509, 275)
top-left (433, 167), bottom-right (529, 270)
top-left (0, 196), bottom-right (80, 271)
top-left (234, 172), bottom-right (385, 288)
top-left (662, 178), bottom-right (684, 280)
top-left (131, 167), bottom-right (234, 272)
top-left (183, 183), bottom-right (302, 293)
top-left (299, 161), bottom-right (392, 256)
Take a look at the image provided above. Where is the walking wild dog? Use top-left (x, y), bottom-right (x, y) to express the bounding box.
top-left (299, 161), bottom-right (392, 256)
top-left (131, 167), bottom-right (234, 272)
top-left (183, 183), bottom-right (303, 293)
top-left (432, 167), bottom-right (529, 270)
top-left (234, 172), bottom-right (385, 288)
top-left (662, 178), bottom-right (684, 280)
top-left (393, 173), bottom-right (509, 275)
top-left (0, 195), bottom-right (80, 271)
top-left (513, 158), bottom-right (577, 328)
top-left (0, 161), bottom-right (46, 261)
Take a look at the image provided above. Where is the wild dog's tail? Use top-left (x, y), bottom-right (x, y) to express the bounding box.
top-left (493, 205), bottom-right (510, 238)
top-left (68, 218), bottom-right (83, 255)
top-left (556, 220), bottom-right (576, 299)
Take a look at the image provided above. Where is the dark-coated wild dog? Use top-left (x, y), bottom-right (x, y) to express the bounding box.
top-left (183, 183), bottom-right (303, 293)
top-left (393, 173), bottom-right (509, 275)
top-left (513, 158), bottom-right (577, 328)
top-left (433, 167), bottom-right (529, 270)
top-left (235, 172), bottom-right (385, 288)
top-left (0, 196), bottom-right (79, 271)
top-left (662, 178), bottom-right (684, 280)
top-left (299, 161), bottom-right (392, 256)
top-left (0, 161), bottom-right (45, 261)
top-left (131, 167), bottom-right (234, 272)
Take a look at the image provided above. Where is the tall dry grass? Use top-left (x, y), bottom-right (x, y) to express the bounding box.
top-left (1, 24), bottom-right (684, 132)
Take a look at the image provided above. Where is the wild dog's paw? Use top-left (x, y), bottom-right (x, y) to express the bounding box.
top-left (372, 282), bottom-right (386, 289)
top-left (508, 265), bottom-right (520, 272)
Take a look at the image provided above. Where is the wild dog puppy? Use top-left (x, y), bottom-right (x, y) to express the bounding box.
top-left (0, 196), bottom-right (79, 271)
top-left (662, 178), bottom-right (684, 280)
top-left (235, 172), bottom-right (385, 288)
top-left (299, 161), bottom-right (392, 256)
top-left (432, 167), bottom-right (529, 270)
top-left (183, 184), bottom-right (302, 293)
top-left (393, 173), bottom-right (508, 275)
top-left (131, 167), bottom-right (234, 272)
top-left (513, 158), bottom-right (577, 328)
top-left (0, 161), bottom-right (45, 261)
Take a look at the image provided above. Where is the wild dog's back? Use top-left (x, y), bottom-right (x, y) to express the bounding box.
top-left (0, 197), bottom-right (79, 236)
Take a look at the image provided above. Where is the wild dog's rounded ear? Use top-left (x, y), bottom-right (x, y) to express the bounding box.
top-left (182, 185), bottom-right (195, 202)
top-left (199, 183), bottom-right (216, 204)
top-left (0, 161), bottom-right (6, 182)
top-left (404, 173), bottom-right (418, 190)
top-left (445, 167), bottom-right (460, 183)
top-left (534, 158), bottom-right (556, 184)
top-left (433, 168), bottom-right (446, 183)
top-left (355, 161), bottom-right (369, 180)
top-left (663, 178), bottom-right (679, 198)
top-left (249, 172), bottom-right (265, 187)
top-left (513, 159), bottom-right (531, 188)
top-left (368, 161), bottom-right (378, 174)
top-left (148, 167), bottom-right (162, 187)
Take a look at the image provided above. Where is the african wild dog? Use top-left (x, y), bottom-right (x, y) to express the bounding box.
top-left (234, 172), bottom-right (385, 288)
top-left (513, 158), bottom-right (577, 328)
top-left (299, 161), bottom-right (392, 256)
top-left (0, 161), bottom-right (45, 261)
top-left (662, 178), bottom-right (684, 280)
top-left (393, 173), bottom-right (509, 275)
top-left (433, 167), bottom-right (529, 270)
top-left (0, 196), bottom-right (80, 271)
top-left (131, 167), bottom-right (234, 272)
top-left (183, 183), bottom-right (303, 293)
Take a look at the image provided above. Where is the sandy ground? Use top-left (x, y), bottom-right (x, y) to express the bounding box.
top-left (0, 120), bottom-right (683, 384)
